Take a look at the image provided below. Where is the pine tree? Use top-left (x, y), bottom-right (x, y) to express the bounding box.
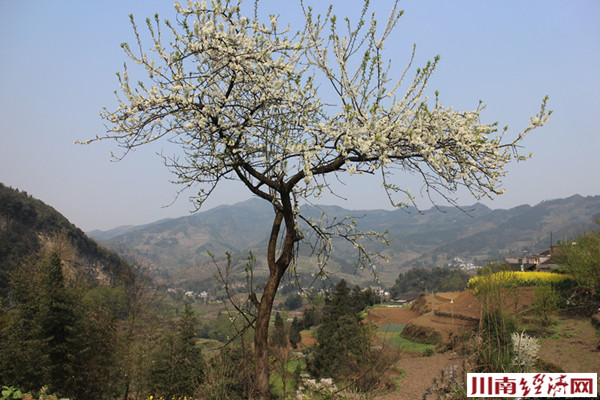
top-left (289, 317), bottom-right (302, 350)
top-left (0, 252), bottom-right (120, 399)
top-left (307, 280), bottom-right (370, 380)
top-left (37, 253), bottom-right (79, 394)
top-left (272, 312), bottom-right (287, 348)
top-left (148, 302), bottom-right (205, 398)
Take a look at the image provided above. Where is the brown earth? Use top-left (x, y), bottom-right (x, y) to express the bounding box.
top-left (364, 306), bottom-right (420, 327)
top-left (367, 288), bottom-right (600, 399)
top-left (299, 331), bottom-right (317, 349)
top-left (300, 289), bottom-right (599, 400)
top-left (375, 352), bottom-right (463, 400)
top-left (373, 291), bottom-right (481, 344)
top-left (537, 315), bottom-right (600, 373)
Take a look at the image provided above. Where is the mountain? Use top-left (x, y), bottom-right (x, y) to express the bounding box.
top-left (0, 183), bottom-right (133, 296)
top-left (93, 194), bottom-right (600, 288)
top-left (410, 195), bottom-right (600, 268)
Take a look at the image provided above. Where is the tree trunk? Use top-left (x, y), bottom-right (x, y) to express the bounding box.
top-left (253, 271), bottom-right (283, 399)
top-left (253, 200), bottom-right (298, 399)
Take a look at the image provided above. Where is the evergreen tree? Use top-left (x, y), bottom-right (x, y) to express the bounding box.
top-left (38, 253), bottom-right (79, 394)
top-left (148, 302), bottom-right (205, 398)
top-left (0, 253), bottom-right (81, 396)
top-left (307, 280), bottom-right (370, 380)
top-left (289, 317), bottom-right (302, 350)
top-left (284, 294), bottom-right (303, 310)
top-left (75, 299), bottom-right (121, 399)
top-left (302, 306), bottom-right (319, 330)
top-left (0, 252), bottom-right (120, 399)
top-left (272, 312), bottom-right (287, 348)
top-left (390, 267), bottom-right (471, 297)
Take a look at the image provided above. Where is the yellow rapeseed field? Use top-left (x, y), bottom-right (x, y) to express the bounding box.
top-left (467, 271), bottom-right (571, 294)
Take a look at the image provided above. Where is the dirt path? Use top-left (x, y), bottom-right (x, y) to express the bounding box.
top-left (375, 352), bottom-right (462, 400)
top-left (538, 316), bottom-right (600, 373)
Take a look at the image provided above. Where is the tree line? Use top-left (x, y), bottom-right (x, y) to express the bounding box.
top-left (0, 247), bottom-right (388, 399)
top-left (390, 266), bottom-right (471, 297)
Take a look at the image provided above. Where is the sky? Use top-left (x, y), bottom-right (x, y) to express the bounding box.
top-left (1, 1), bottom-right (599, 232)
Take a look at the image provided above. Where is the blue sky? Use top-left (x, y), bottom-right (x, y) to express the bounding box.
top-left (1, 1), bottom-right (599, 232)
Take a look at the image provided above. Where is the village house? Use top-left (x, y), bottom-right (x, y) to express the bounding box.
top-left (505, 246), bottom-right (561, 272)
top-left (390, 291), bottom-right (421, 305)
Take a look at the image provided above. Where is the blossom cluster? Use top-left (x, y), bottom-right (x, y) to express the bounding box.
top-left (79, 0), bottom-right (551, 277)
top-left (88, 0), bottom-right (550, 214)
top-left (511, 331), bottom-right (540, 371)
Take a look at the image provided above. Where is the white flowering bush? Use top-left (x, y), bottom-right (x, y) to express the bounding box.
top-left (296, 377), bottom-right (352, 400)
top-left (511, 331), bottom-right (540, 371)
top-left (81, 0), bottom-right (550, 397)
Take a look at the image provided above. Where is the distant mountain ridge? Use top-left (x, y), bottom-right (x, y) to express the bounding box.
top-left (92, 194), bottom-right (600, 287)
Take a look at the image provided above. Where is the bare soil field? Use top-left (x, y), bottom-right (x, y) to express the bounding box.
top-left (375, 352), bottom-right (463, 400)
top-left (295, 290), bottom-right (599, 400)
top-left (365, 289), bottom-right (599, 400)
top-left (299, 331), bottom-right (317, 349)
top-left (537, 315), bottom-right (600, 373)
top-left (364, 306), bottom-right (420, 327)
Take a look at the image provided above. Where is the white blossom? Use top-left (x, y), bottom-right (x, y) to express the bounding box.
top-left (82, 0), bottom-right (550, 268)
top-left (511, 331), bottom-right (540, 371)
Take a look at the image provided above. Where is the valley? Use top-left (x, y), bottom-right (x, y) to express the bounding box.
top-left (1, 183), bottom-right (599, 399)
top-left (91, 194), bottom-right (600, 291)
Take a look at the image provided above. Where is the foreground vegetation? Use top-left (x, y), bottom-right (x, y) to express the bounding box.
top-left (0, 240), bottom-right (394, 399)
top-left (1, 209), bottom-right (598, 399)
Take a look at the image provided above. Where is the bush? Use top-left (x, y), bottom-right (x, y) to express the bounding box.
top-left (533, 285), bottom-right (559, 325)
top-left (1, 386), bottom-right (23, 400)
top-left (400, 322), bottom-right (442, 345)
top-left (510, 332), bottom-right (540, 372)
top-left (423, 348), bottom-right (435, 357)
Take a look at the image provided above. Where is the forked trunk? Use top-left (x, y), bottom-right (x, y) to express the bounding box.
top-left (252, 204), bottom-right (298, 399)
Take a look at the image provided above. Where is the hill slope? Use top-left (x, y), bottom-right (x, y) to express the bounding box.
top-left (0, 183), bottom-right (133, 296)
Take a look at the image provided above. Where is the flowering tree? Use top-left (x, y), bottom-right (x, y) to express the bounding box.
top-left (83, 0), bottom-right (550, 397)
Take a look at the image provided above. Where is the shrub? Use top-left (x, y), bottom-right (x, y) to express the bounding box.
top-left (533, 285), bottom-right (559, 325)
top-left (423, 348), bottom-right (435, 357)
top-left (400, 322), bottom-right (442, 345)
top-left (1, 386), bottom-right (23, 400)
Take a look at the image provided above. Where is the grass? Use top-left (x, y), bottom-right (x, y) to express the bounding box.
top-left (375, 323), bottom-right (434, 352)
top-left (381, 332), bottom-right (435, 353)
top-left (377, 324), bottom-right (406, 333)
top-left (269, 357), bottom-right (306, 399)
top-left (370, 303), bottom-right (411, 309)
